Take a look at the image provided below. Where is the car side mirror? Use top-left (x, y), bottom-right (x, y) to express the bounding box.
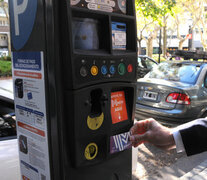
top-left (204, 79), bottom-right (207, 88)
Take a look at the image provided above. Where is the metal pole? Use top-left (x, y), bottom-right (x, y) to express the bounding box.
top-left (188, 26), bottom-right (193, 50)
top-left (158, 29), bottom-right (162, 63)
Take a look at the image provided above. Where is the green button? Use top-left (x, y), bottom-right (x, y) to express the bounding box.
top-left (118, 63), bottom-right (126, 75)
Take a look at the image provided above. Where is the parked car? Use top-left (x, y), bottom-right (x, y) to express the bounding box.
top-left (0, 49), bottom-right (9, 57)
top-left (137, 55), bottom-right (158, 79)
top-left (135, 61), bottom-right (207, 126)
top-left (0, 78), bottom-right (20, 179)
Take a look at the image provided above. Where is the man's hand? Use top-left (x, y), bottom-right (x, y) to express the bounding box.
top-left (130, 118), bottom-right (176, 150)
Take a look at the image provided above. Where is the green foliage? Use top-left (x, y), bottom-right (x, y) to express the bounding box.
top-left (135, 0), bottom-right (176, 25)
top-left (152, 54), bottom-right (166, 63)
top-left (0, 56), bottom-right (11, 61)
top-left (0, 60), bottom-right (12, 77)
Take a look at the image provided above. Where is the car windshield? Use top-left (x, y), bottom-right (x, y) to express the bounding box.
top-left (138, 57), bottom-right (157, 69)
top-left (145, 58), bottom-right (157, 69)
top-left (145, 62), bottom-right (201, 84)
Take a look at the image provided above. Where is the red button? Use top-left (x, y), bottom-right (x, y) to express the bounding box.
top-left (127, 64), bottom-right (133, 73)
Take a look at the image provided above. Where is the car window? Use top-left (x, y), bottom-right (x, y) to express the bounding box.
top-left (203, 73), bottom-right (207, 88)
top-left (146, 62), bottom-right (201, 84)
top-left (145, 58), bottom-right (157, 69)
top-left (137, 57), bottom-right (144, 68)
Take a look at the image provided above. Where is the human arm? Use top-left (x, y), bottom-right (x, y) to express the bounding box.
top-left (130, 118), bottom-right (207, 156)
top-left (129, 118), bottom-right (176, 150)
top-left (173, 119), bottom-right (207, 156)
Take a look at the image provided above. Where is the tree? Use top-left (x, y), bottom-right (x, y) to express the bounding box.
top-left (181, 0), bottom-right (207, 51)
top-left (135, 0), bottom-right (176, 57)
top-left (175, 15), bottom-right (188, 50)
top-left (135, 12), bottom-right (154, 55)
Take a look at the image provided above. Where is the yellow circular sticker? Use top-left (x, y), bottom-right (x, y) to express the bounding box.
top-left (87, 112), bottom-right (104, 130)
top-left (84, 143), bottom-right (98, 160)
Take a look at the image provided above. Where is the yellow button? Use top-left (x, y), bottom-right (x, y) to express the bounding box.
top-left (91, 66), bottom-right (98, 76)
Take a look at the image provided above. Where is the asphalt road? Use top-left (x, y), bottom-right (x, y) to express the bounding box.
top-left (0, 78), bottom-right (13, 99)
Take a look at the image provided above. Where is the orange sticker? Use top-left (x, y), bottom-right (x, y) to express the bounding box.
top-left (111, 91), bottom-right (128, 124)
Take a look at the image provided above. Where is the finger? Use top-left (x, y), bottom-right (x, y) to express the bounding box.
top-left (132, 141), bottom-right (144, 148)
top-left (130, 120), bottom-right (149, 135)
top-left (130, 133), bottom-right (147, 143)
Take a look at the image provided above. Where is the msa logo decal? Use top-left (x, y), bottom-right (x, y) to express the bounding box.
top-left (110, 132), bottom-right (132, 154)
top-left (9, 0), bottom-right (38, 50)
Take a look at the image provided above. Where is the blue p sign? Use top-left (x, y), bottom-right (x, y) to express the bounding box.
top-left (9, 0), bottom-right (38, 50)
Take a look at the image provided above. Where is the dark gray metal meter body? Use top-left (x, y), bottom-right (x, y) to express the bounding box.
top-left (9, 0), bottom-right (137, 179)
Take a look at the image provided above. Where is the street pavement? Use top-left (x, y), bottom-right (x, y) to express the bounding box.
top-left (0, 78), bottom-right (13, 99)
top-left (180, 159), bottom-right (207, 180)
top-left (157, 151), bottom-right (207, 180)
top-left (132, 144), bottom-right (207, 180)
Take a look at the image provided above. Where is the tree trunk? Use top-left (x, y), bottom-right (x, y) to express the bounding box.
top-left (147, 38), bottom-right (153, 57)
top-left (179, 40), bottom-right (184, 50)
top-left (138, 40), bottom-right (142, 55)
top-left (204, 45), bottom-right (207, 52)
top-left (7, 33), bottom-right (11, 56)
top-left (163, 23), bottom-right (167, 57)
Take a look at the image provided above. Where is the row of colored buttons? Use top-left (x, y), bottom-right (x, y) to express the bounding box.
top-left (80, 63), bottom-right (133, 77)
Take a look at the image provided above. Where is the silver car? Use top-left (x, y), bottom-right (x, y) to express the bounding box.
top-left (136, 61), bottom-right (207, 126)
top-left (0, 78), bottom-right (20, 179)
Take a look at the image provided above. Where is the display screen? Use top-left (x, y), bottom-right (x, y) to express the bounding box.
top-left (111, 91), bottom-right (128, 124)
top-left (72, 18), bottom-right (99, 50)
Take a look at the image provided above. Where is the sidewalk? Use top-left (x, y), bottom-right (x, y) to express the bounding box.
top-left (132, 150), bottom-right (207, 180)
top-left (156, 151), bottom-right (207, 180)
top-left (180, 160), bottom-right (207, 180)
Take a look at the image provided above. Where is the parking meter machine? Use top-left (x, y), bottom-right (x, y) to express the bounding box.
top-left (9, 0), bottom-right (137, 179)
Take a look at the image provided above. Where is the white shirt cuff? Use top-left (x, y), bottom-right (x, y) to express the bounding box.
top-left (172, 129), bottom-right (186, 153)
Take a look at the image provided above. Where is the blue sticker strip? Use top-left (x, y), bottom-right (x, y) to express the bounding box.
top-left (110, 131), bottom-right (132, 154)
top-left (21, 160), bottom-right (38, 173)
top-left (13, 52), bottom-right (41, 71)
top-left (16, 105), bottom-right (44, 117)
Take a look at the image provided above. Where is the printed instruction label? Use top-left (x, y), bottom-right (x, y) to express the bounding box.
top-left (12, 51), bottom-right (51, 180)
top-left (112, 22), bottom-right (126, 50)
top-left (111, 91), bottom-right (128, 124)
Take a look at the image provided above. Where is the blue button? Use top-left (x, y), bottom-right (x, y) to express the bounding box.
top-left (110, 65), bottom-right (116, 74)
top-left (101, 65), bottom-right (108, 75)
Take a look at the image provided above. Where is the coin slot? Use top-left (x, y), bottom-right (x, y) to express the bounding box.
top-left (90, 89), bottom-right (103, 118)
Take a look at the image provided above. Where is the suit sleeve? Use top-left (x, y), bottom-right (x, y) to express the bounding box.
top-left (178, 119), bottom-right (207, 156)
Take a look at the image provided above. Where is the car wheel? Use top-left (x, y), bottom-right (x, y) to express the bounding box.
top-left (201, 112), bottom-right (207, 119)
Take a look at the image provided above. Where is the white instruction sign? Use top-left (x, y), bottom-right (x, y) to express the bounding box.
top-left (12, 51), bottom-right (51, 180)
